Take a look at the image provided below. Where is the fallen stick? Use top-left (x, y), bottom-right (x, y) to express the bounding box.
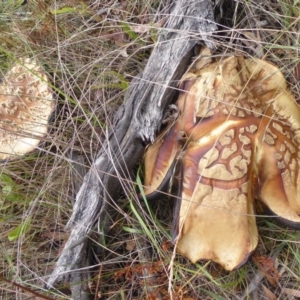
top-left (46, 0), bottom-right (217, 296)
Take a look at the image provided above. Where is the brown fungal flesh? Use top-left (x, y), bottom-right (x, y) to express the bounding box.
top-left (143, 51), bottom-right (300, 270)
top-left (0, 58), bottom-right (54, 160)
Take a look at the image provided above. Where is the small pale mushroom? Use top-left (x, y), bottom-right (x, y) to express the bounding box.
top-left (143, 49), bottom-right (300, 271)
top-left (0, 58), bottom-right (54, 160)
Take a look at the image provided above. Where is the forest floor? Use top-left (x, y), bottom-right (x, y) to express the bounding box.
top-left (0, 0), bottom-right (300, 299)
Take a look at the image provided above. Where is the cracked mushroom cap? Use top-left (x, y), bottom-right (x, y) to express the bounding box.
top-left (0, 58), bottom-right (54, 160)
top-left (143, 50), bottom-right (300, 270)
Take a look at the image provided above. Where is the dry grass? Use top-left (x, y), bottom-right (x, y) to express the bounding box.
top-left (0, 0), bottom-right (300, 299)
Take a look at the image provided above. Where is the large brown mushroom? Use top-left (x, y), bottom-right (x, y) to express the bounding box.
top-left (143, 50), bottom-right (300, 270)
top-left (0, 58), bottom-right (54, 160)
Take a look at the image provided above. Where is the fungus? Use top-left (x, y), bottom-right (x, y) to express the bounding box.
top-left (143, 50), bottom-right (300, 270)
top-left (0, 58), bottom-right (54, 160)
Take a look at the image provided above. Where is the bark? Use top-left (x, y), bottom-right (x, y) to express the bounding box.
top-left (46, 0), bottom-right (217, 293)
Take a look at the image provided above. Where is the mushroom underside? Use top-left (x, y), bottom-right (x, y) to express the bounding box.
top-left (143, 53), bottom-right (300, 270)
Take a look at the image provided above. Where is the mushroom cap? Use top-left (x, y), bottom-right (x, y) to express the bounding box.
top-left (0, 58), bottom-right (54, 160)
top-left (143, 50), bottom-right (300, 270)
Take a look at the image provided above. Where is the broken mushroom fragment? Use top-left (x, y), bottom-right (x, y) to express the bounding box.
top-left (143, 50), bottom-right (300, 271)
top-left (0, 58), bottom-right (54, 160)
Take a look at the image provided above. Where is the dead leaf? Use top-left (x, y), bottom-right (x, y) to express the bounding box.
top-left (129, 20), bottom-right (164, 34)
top-left (129, 24), bottom-right (151, 34)
top-left (282, 287), bottom-right (300, 297)
top-left (120, 49), bottom-right (129, 58)
top-left (242, 31), bottom-right (264, 58)
top-left (126, 239), bottom-right (136, 252)
top-left (262, 284), bottom-right (277, 300)
top-left (99, 30), bottom-right (125, 42)
top-left (252, 254), bottom-right (280, 286)
top-left (42, 231), bottom-right (69, 241)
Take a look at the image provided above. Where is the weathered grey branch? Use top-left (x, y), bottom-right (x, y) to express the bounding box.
top-left (46, 0), bottom-right (217, 291)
